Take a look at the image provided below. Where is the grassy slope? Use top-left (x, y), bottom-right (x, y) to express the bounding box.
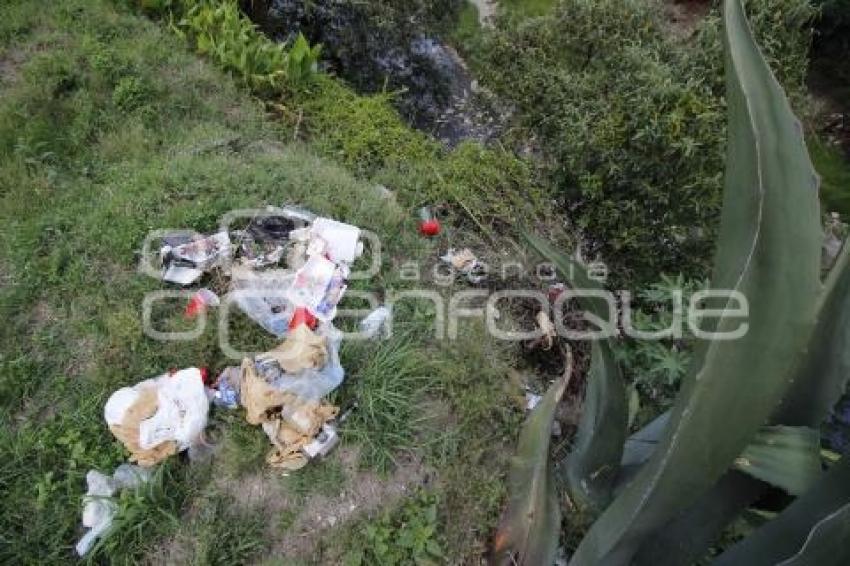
top-left (0, 0), bottom-right (525, 562)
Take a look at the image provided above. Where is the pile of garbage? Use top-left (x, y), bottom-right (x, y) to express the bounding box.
top-left (78, 206), bottom-right (370, 555)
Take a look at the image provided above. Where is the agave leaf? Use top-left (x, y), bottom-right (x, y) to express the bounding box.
top-left (524, 233), bottom-right (613, 325)
top-left (626, 425), bottom-right (819, 564)
top-left (714, 457), bottom-right (850, 565)
top-left (776, 504), bottom-right (850, 566)
top-left (774, 240), bottom-right (850, 426)
top-left (732, 425), bottom-right (822, 496)
top-left (568, 0), bottom-right (822, 563)
top-left (633, 471), bottom-right (766, 566)
top-left (492, 375), bottom-right (567, 566)
top-left (566, 340), bottom-right (627, 510)
top-left (524, 233), bottom-right (627, 509)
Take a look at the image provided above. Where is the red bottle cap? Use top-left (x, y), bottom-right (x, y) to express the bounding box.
top-left (289, 306), bottom-right (318, 330)
top-left (419, 219), bottom-right (441, 237)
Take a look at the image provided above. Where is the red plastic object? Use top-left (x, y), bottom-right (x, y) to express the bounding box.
top-left (289, 306), bottom-right (318, 330)
top-left (199, 367), bottom-right (210, 385)
top-left (419, 219), bottom-right (441, 237)
top-left (418, 206), bottom-right (441, 237)
top-left (184, 294), bottom-right (205, 318)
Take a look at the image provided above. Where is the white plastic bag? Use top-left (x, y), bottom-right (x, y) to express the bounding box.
top-left (75, 465), bottom-right (151, 556)
top-left (104, 368), bottom-right (210, 455)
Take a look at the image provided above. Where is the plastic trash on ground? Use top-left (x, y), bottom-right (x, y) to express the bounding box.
top-left (184, 288), bottom-right (220, 318)
top-left (233, 206), bottom-right (314, 268)
top-left (104, 368), bottom-right (210, 466)
top-left (440, 248), bottom-right (486, 283)
top-left (239, 358), bottom-right (339, 470)
top-left (75, 464), bottom-right (151, 556)
top-left (229, 266), bottom-right (295, 337)
top-left (161, 232), bottom-right (231, 285)
top-left (212, 366), bottom-right (242, 409)
top-left (256, 324), bottom-right (345, 401)
top-left (359, 306), bottom-right (392, 339)
top-left (419, 206), bottom-right (441, 237)
top-left (288, 255), bottom-right (348, 322)
top-left (309, 217), bottom-right (363, 263)
top-left (302, 424), bottom-right (340, 459)
top-left (137, 205), bottom-right (360, 477)
top-left (256, 325), bottom-right (328, 374)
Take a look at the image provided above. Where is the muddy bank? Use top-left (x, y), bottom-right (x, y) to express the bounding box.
top-left (241, 0), bottom-right (503, 145)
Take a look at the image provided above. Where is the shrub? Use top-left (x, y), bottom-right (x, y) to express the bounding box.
top-left (474, 0), bottom-right (815, 285)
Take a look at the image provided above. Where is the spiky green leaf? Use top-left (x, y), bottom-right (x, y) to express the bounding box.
top-left (568, 0), bottom-right (822, 563)
top-left (774, 241), bottom-right (850, 426)
top-left (524, 233), bottom-right (627, 509)
top-left (732, 425), bottom-right (822, 496)
top-left (493, 376), bottom-right (567, 566)
top-left (566, 340), bottom-right (627, 510)
top-left (714, 458), bottom-right (850, 565)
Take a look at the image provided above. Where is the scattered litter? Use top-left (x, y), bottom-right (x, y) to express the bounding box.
top-left (257, 325), bottom-right (328, 374)
top-left (309, 217), bottom-right (363, 263)
top-left (525, 391), bottom-right (543, 411)
top-left (184, 288), bottom-right (220, 318)
top-left (419, 206), bottom-right (441, 237)
top-left (230, 266), bottom-right (294, 337)
top-left (262, 400), bottom-right (339, 470)
top-left (440, 248), bottom-right (486, 283)
top-left (161, 232), bottom-right (231, 285)
top-left (535, 310), bottom-right (557, 350)
top-left (359, 306), bottom-right (392, 339)
top-left (83, 206), bottom-right (368, 553)
top-left (302, 424), bottom-right (340, 459)
top-left (75, 464), bottom-right (151, 556)
top-left (162, 264), bottom-right (204, 286)
top-left (104, 368), bottom-right (210, 466)
top-left (234, 205), bottom-right (315, 268)
top-left (288, 255), bottom-right (348, 321)
top-left (289, 306), bottom-right (318, 330)
top-left (255, 324), bottom-right (345, 400)
top-left (240, 358), bottom-right (339, 469)
top-left (212, 366), bottom-right (242, 409)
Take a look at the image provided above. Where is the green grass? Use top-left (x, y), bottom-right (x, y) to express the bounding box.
top-left (811, 136), bottom-right (850, 217)
top-left (498, 0), bottom-right (559, 17)
top-left (0, 0), bottom-right (526, 562)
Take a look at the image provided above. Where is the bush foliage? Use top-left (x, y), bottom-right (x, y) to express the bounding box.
top-left (473, 0), bottom-right (815, 284)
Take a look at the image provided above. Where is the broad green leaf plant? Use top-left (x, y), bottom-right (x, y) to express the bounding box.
top-left (500, 0), bottom-right (850, 564)
top-left (169, 0), bottom-right (320, 93)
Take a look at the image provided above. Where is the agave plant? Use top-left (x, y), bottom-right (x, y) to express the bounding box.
top-left (495, 1), bottom-right (850, 564)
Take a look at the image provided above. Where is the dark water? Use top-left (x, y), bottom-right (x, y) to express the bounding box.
top-left (241, 0), bottom-right (503, 146)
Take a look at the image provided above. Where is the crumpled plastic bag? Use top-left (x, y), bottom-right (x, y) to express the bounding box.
top-left (239, 358), bottom-right (338, 470)
top-left (252, 324), bottom-right (344, 401)
top-left (229, 265), bottom-right (295, 337)
top-left (256, 325), bottom-right (327, 374)
top-left (104, 368), bottom-right (209, 466)
top-left (75, 464), bottom-right (151, 556)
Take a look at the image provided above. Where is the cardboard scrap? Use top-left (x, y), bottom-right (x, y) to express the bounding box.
top-left (239, 358), bottom-right (338, 470)
top-left (240, 359), bottom-right (296, 426)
